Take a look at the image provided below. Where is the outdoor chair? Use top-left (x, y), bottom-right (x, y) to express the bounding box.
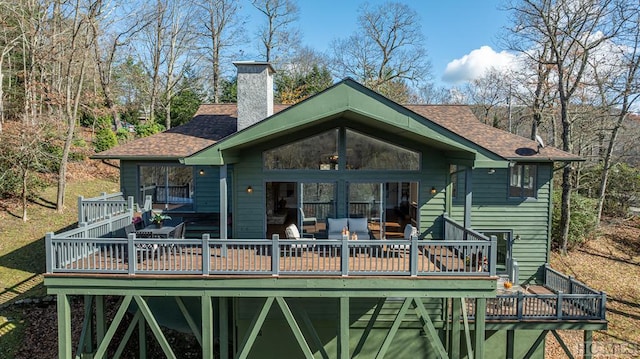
top-left (388, 224), bottom-right (417, 255)
top-left (170, 222), bottom-right (186, 239)
top-left (284, 223), bottom-right (315, 251)
top-left (300, 208), bottom-right (318, 231)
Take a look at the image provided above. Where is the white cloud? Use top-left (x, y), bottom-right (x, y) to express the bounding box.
top-left (442, 46), bottom-right (517, 84)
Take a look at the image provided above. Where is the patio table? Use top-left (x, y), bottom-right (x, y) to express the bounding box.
top-left (136, 224), bottom-right (176, 238)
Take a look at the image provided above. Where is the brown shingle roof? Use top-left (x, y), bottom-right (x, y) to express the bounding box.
top-left (94, 100), bottom-right (579, 162)
top-left (93, 104), bottom-right (292, 159)
top-left (405, 105), bottom-right (581, 161)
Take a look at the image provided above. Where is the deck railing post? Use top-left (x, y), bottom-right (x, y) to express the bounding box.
top-left (127, 233), bottom-right (136, 275)
top-left (568, 276), bottom-right (575, 294)
top-left (410, 234), bottom-right (418, 276)
top-left (516, 291), bottom-right (524, 320)
top-left (599, 292), bottom-right (607, 320)
top-left (45, 232), bottom-right (53, 273)
top-left (78, 196), bottom-right (84, 223)
top-left (341, 234), bottom-right (349, 276)
top-left (557, 291), bottom-right (564, 320)
top-left (272, 235), bottom-right (280, 276)
top-left (202, 234), bottom-right (210, 275)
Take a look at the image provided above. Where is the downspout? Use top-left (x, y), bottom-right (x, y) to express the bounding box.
top-left (464, 167), bottom-right (473, 234)
top-left (220, 164), bottom-right (228, 240)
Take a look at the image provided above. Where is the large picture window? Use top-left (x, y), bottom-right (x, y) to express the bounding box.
top-left (346, 129), bottom-right (419, 170)
top-left (263, 127), bottom-right (420, 171)
top-left (139, 165), bottom-right (194, 210)
top-left (509, 164), bottom-right (536, 198)
top-left (264, 129), bottom-right (339, 170)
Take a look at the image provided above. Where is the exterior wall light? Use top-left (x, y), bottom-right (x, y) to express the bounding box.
top-left (247, 186), bottom-right (253, 194)
top-left (199, 169), bottom-right (205, 176)
top-left (488, 168), bottom-right (496, 175)
top-left (430, 186), bottom-right (437, 195)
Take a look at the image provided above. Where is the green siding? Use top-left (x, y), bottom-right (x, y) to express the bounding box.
top-left (194, 166), bottom-right (220, 212)
top-left (451, 165), bottom-right (553, 283)
top-left (120, 160), bottom-right (138, 204)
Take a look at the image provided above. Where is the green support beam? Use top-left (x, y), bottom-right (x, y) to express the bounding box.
top-left (113, 311), bottom-right (142, 359)
top-left (276, 297), bottom-right (314, 358)
top-left (237, 297), bottom-right (274, 359)
top-left (176, 297), bottom-right (202, 347)
top-left (353, 298), bottom-right (385, 359)
top-left (450, 299), bottom-right (461, 359)
top-left (340, 297), bottom-right (350, 359)
top-left (202, 295), bottom-right (213, 359)
top-left (94, 295), bottom-right (133, 359)
top-left (57, 293), bottom-right (72, 359)
top-left (474, 298), bottom-right (486, 359)
top-left (219, 297), bottom-right (229, 359)
top-left (134, 296), bottom-right (177, 359)
top-left (414, 298), bottom-right (449, 359)
top-left (584, 330), bottom-right (593, 359)
top-left (376, 297), bottom-right (411, 359)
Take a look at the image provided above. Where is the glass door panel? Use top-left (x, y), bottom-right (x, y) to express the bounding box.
top-left (348, 183), bottom-right (384, 239)
top-left (300, 182), bottom-right (336, 236)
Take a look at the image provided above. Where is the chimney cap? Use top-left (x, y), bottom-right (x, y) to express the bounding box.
top-left (233, 61), bottom-right (276, 74)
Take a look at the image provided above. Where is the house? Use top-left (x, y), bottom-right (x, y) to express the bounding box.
top-left (45, 62), bottom-right (605, 358)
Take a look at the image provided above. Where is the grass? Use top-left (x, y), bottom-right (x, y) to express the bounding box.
top-left (547, 218), bottom-right (640, 358)
top-left (0, 177), bottom-right (119, 359)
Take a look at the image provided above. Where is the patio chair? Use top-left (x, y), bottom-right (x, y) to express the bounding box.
top-left (170, 222), bottom-right (186, 239)
top-left (300, 208), bottom-right (317, 230)
top-left (389, 224), bottom-right (417, 253)
top-left (284, 223), bottom-right (315, 250)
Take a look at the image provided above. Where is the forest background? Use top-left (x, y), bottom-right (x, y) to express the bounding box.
top-left (0, 0), bottom-right (639, 356)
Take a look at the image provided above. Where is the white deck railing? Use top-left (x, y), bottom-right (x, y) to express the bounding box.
top-left (45, 231), bottom-right (498, 277)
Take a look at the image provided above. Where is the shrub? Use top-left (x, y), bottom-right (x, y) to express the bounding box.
top-left (135, 122), bottom-right (165, 138)
top-left (115, 128), bottom-right (132, 143)
top-left (551, 190), bottom-right (598, 250)
top-left (93, 128), bottom-right (118, 152)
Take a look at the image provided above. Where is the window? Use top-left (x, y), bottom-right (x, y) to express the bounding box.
top-left (264, 128), bottom-right (420, 171)
top-left (509, 164), bottom-right (536, 198)
top-left (264, 129), bottom-right (339, 170)
top-left (346, 129), bottom-right (419, 170)
top-left (139, 165), bottom-right (194, 210)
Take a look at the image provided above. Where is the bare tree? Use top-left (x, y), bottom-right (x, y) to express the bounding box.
top-left (55, 0), bottom-right (101, 212)
top-left (463, 68), bottom-right (512, 127)
top-left (90, 0), bottom-right (148, 130)
top-left (251, 0), bottom-right (299, 63)
top-left (506, 0), bottom-right (625, 254)
top-left (193, 0), bottom-right (244, 103)
top-left (330, 1), bottom-right (431, 102)
top-left (591, 4), bottom-right (640, 225)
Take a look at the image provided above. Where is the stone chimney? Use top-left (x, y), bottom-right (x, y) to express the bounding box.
top-left (233, 61), bottom-right (275, 131)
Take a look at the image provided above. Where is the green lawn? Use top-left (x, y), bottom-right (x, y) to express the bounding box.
top-left (0, 177), bottom-right (119, 359)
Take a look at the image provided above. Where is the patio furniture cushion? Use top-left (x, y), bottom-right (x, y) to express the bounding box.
top-left (327, 218), bottom-right (348, 239)
top-left (285, 224), bottom-right (301, 239)
top-left (348, 218), bottom-right (368, 236)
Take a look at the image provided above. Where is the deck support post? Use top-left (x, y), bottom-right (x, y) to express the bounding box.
top-left (464, 167), bottom-right (473, 231)
top-left (474, 298), bottom-right (486, 359)
top-left (202, 295), bottom-right (214, 359)
top-left (339, 297), bottom-right (350, 359)
top-left (220, 297), bottom-right (229, 359)
top-left (139, 313), bottom-right (147, 359)
top-left (57, 293), bottom-right (72, 359)
top-left (450, 298), bottom-right (461, 359)
top-left (506, 330), bottom-right (515, 359)
top-left (584, 330), bottom-right (593, 359)
top-left (95, 296), bottom-right (105, 346)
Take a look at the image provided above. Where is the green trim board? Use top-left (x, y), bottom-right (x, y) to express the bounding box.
top-left (45, 276), bottom-right (498, 298)
top-left (183, 79), bottom-right (507, 168)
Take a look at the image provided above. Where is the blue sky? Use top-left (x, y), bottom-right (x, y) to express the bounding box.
top-left (250, 0), bottom-right (514, 87)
